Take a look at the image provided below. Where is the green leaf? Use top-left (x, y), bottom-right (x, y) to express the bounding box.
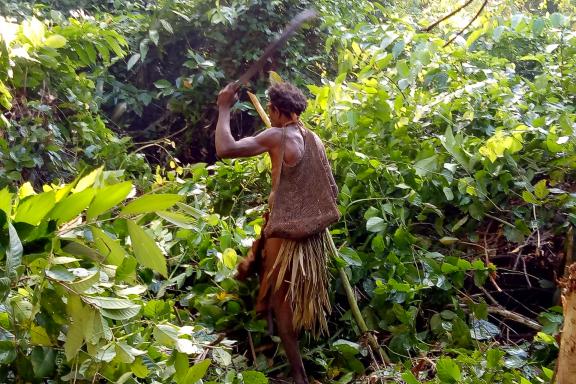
top-left (439, 236), bottom-right (459, 245)
top-left (366, 217), bottom-right (386, 232)
top-left (86, 181), bottom-right (132, 220)
top-left (414, 155), bottom-right (438, 177)
top-left (67, 271), bottom-right (100, 293)
top-left (185, 359), bottom-right (211, 383)
top-left (436, 358), bottom-right (461, 383)
top-left (14, 191), bottom-right (56, 225)
top-left (121, 194), bottom-right (183, 215)
top-left (149, 29), bottom-right (160, 45)
top-left (0, 340), bottom-right (17, 364)
top-left (486, 349), bottom-right (504, 369)
top-left (50, 188), bottom-right (95, 223)
top-left (127, 53), bottom-right (141, 71)
top-left (241, 370), bottom-right (268, 384)
top-left (64, 295), bottom-right (85, 361)
top-left (31, 347), bottom-right (56, 378)
top-left (0, 188), bottom-right (12, 215)
top-left (156, 211), bottom-right (197, 229)
top-left (100, 306), bottom-right (141, 320)
top-left (127, 220), bottom-right (168, 278)
top-left (92, 227), bottom-right (126, 266)
top-left (222, 248), bottom-right (237, 269)
top-left (160, 19), bottom-right (174, 34)
top-left (44, 34), bottom-right (67, 48)
top-left (73, 167), bottom-right (103, 193)
top-left (521, 190), bottom-right (538, 204)
top-left (401, 371), bottom-right (419, 384)
top-left (83, 296), bottom-right (138, 309)
top-left (6, 223), bottom-right (22, 281)
top-left (132, 357), bottom-right (150, 378)
top-left (534, 179), bottom-right (549, 199)
top-left (338, 247), bottom-right (362, 267)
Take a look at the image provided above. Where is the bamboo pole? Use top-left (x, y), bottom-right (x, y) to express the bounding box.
top-left (556, 262), bottom-right (576, 383)
top-left (247, 91), bottom-right (271, 128)
top-left (338, 267), bottom-right (391, 364)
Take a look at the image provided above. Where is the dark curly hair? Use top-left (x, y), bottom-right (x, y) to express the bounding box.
top-left (267, 82), bottom-right (307, 116)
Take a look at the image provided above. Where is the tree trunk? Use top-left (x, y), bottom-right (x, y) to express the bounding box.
top-left (556, 263), bottom-right (576, 383)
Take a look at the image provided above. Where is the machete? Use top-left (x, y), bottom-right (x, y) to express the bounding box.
top-left (234, 9), bottom-right (317, 88)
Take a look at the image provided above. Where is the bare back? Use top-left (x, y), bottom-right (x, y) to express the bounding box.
top-left (268, 124), bottom-right (306, 204)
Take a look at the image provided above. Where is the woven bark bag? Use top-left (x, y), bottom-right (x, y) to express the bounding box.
top-left (265, 126), bottom-right (340, 240)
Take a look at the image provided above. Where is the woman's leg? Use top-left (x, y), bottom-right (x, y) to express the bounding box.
top-left (264, 238), bottom-right (309, 384)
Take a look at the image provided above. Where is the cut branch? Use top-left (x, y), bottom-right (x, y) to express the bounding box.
top-left (423, 0), bottom-right (475, 32)
top-left (444, 0), bottom-right (489, 47)
top-left (339, 267), bottom-right (391, 364)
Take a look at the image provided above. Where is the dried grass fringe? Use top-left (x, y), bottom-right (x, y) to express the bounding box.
top-left (268, 228), bottom-right (337, 337)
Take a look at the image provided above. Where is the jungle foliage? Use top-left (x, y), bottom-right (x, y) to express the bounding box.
top-left (0, 0), bottom-right (575, 383)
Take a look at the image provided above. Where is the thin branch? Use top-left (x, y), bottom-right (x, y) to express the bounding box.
top-left (444, 0), bottom-right (489, 47)
top-left (423, 0), bottom-right (475, 32)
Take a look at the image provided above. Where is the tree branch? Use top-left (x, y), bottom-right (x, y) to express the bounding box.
top-left (423, 0), bottom-right (475, 32)
top-left (444, 0), bottom-right (489, 47)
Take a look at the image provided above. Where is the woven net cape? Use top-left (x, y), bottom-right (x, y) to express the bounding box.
top-left (264, 126), bottom-right (339, 239)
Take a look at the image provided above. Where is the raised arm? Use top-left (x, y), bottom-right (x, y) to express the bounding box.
top-left (215, 83), bottom-right (280, 158)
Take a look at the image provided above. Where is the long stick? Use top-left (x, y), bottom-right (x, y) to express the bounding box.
top-left (338, 267), bottom-right (391, 364)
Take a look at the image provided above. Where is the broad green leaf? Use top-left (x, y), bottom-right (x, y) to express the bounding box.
top-left (30, 325), bottom-right (52, 346)
top-left (14, 191), bottom-right (56, 225)
top-left (157, 211), bottom-right (197, 229)
top-left (439, 236), bottom-right (459, 245)
top-left (414, 155), bottom-right (438, 177)
top-left (127, 53), bottom-right (141, 71)
top-left (6, 224), bottom-right (22, 281)
top-left (50, 188), bottom-right (95, 223)
top-left (269, 71), bottom-right (284, 85)
top-left (222, 248), bottom-right (237, 269)
top-left (0, 188), bottom-right (11, 215)
top-left (127, 220), bottom-right (168, 278)
top-left (338, 248), bottom-right (362, 267)
top-left (63, 241), bottom-right (104, 262)
top-left (18, 182), bottom-right (36, 199)
top-left (92, 227), bottom-right (126, 266)
top-left (116, 342), bottom-right (146, 364)
top-left (401, 371), bottom-right (419, 384)
top-left (534, 179), bottom-right (549, 199)
top-left (521, 190), bottom-right (538, 204)
top-left (84, 296), bottom-right (137, 309)
top-left (44, 34), bottom-right (67, 48)
top-left (436, 358), bottom-right (461, 382)
top-left (366, 217), bottom-right (385, 232)
top-left (73, 167), bottom-right (103, 193)
top-left (100, 306), bottom-right (141, 320)
top-left (241, 370), bottom-right (268, 384)
top-left (86, 181), bottom-right (132, 220)
top-left (149, 29), bottom-right (159, 45)
top-left (185, 359), bottom-right (211, 383)
top-left (121, 194), bottom-right (183, 215)
top-left (160, 19), bottom-right (174, 34)
top-left (132, 357), bottom-right (150, 378)
top-left (31, 347), bottom-right (56, 378)
top-left (64, 295), bottom-right (84, 361)
top-left (67, 271), bottom-right (100, 293)
top-left (154, 324), bottom-right (179, 346)
top-left (0, 340), bottom-right (17, 364)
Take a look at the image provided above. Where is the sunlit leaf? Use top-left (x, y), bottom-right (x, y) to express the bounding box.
top-left (127, 220), bottom-right (168, 278)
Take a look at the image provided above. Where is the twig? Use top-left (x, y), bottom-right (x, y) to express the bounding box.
top-left (459, 304), bottom-right (542, 331)
top-left (444, 0), bottom-right (489, 47)
top-left (248, 331), bottom-right (257, 364)
top-left (339, 268), bottom-right (391, 364)
top-left (486, 306), bottom-right (542, 331)
top-left (484, 213), bottom-right (515, 229)
top-left (564, 226), bottom-right (574, 278)
top-left (483, 222), bottom-right (502, 292)
top-left (423, 0), bottom-right (475, 32)
top-left (533, 205), bottom-right (541, 257)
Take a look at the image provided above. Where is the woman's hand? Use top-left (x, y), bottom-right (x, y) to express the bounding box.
top-left (217, 82), bottom-right (240, 109)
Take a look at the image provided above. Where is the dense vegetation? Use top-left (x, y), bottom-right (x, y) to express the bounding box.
top-left (0, 0), bottom-right (575, 383)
